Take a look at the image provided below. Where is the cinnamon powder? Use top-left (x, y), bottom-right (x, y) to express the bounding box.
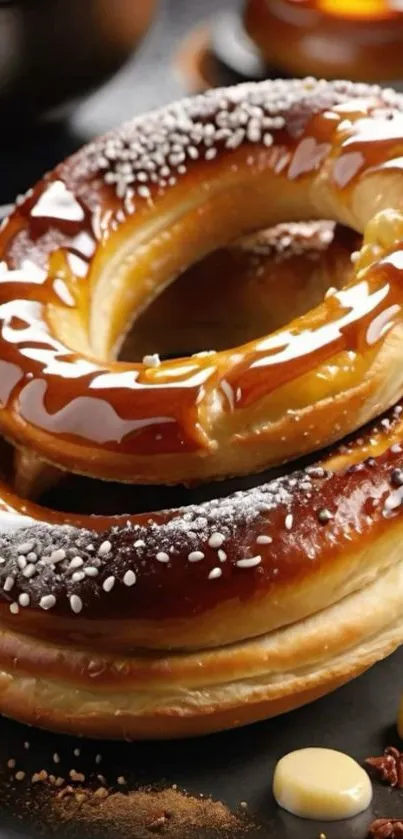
top-left (50, 784), bottom-right (247, 838)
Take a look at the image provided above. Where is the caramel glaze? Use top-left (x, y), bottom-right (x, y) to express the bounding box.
top-left (2, 81), bottom-right (403, 484)
top-left (245, 0), bottom-right (403, 82)
top-left (0, 396), bottom-right (402, 653)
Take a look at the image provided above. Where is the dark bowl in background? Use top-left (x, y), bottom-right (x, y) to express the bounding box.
top-left (0, 0), bottom-right (157, 126)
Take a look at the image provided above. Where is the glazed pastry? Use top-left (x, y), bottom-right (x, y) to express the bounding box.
top-left (0, 79), bottom-right (403, 738)
top-left (1, 79), bottom-right (403, 486)
top-left (245, 0), bottom-right (403, 82)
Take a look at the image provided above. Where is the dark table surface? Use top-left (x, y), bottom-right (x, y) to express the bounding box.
top-left (0, 0), bottom-right (402, 836)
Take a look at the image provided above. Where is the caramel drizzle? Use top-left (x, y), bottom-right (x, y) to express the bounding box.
top-left (1, 92), bottom-right (403, 455)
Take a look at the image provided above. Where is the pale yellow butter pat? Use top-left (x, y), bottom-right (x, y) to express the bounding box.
top-left (273, 748), bottom-right (372, 821)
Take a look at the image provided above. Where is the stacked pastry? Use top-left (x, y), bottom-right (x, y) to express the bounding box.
top-left (0, 78), bottom-right (403, 738)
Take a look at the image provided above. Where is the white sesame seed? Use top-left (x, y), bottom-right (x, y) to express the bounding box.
top-left (9, 602), bottom-right (19, 614)
top-left (53, 753), bottom-right (60, 764)
top-left (15, 771), bottom-right (25, 781)
top-left (188, 551), bottom-right (205, 563)
top-left (50, 549), bottom-right (66, 563)
top-left (208, 567), bottom-right (222, 580)
top-left (98, 541), bottom-right (112, 557)
top-left (18, 593), bottom-right (30, 607)
top-left (72, 571), bottom-right (85, 583)
top-left (208, 533), bottom-right (225, 549)
top-left (123, 570), bottom-right (136, 587)
top-left (142, 353), bottom-right (161, 368)
top-left (103, 576), bottom-right (115, 593)
top-left (134, 539), bottom-right (146, 549)
top-left (39, 594), bottom-right (56, 611)
top-left (95, 754), bottom-right (102, 764)
top-left (236, 556), bottom-right (262, 569)
top-left (117, 776), bottom-right (127, 786)
top-left (218, 549), bottom-right (227, 562)
top-left (256, 535), bottom-right (273, 545)
top-left (69, 557), bottom-right (84, 570)
top-left (23, 564), bottom-right (36, 578)
top-left (24, 742), bottom-right (30, 750)
top-left (7, 759), bottom-right (16, 769)
top-left (17, 556), bottom-right (27, 570)
top-left (3, 576), bottom-right (14, 592)
top-left (70, 594), bottom-right (83, 614)
top-left (84, 566), bottom-right (99, 577)
top-left (16, 540), bottom-right (35, 555)
top-left (285, 514), bottom-right (293, 530)
top-left (156, 552), bottom-right (169, 563)
top-left (74, 748), bottom-right (80, 757)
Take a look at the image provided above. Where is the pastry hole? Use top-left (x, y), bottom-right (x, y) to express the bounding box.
top-left (119, 222), bottom-right (359, 361)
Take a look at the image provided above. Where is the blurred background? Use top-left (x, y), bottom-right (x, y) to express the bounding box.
top-left (1, 0), bottom-right (403, 207)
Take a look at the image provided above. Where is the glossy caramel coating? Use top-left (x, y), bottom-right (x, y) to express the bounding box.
top-left (245, 0), bottom-right (403, 82)
top-left (2, 80), bottom-right (403, 485)
top-left (0, 395), bottom-right (402, 737)
top-left (0, 396), bottom-right (402, 652)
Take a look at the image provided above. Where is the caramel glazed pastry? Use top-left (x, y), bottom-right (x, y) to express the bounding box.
top-left (2, 79), bottom-right (403, 739)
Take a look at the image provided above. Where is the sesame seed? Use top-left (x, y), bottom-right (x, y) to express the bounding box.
top-left (9, 602), bottom-right (19, 614)
top-left (208, 567), bottom-right (222, 580)
top-left (3, 576), bottom-right (14, 592)
top-left (39, 594), bottom-right (56, 610)
top-left (318, 508), bottom-right (333, 523)
top-left (256, 535), bottom-right (272, 544)
top-left (123, 570), bottom-right (136, 587)
top-left (72, 571), bottom-right (85, 583)
top-left (188, 551), bottom-right (204, 562)
top-left (53, 753), bottom-right (60, 764)
top-left (142, 353), bottom-right (161, 368)
top-left (70, 594), bottom-right (83, 614)
top-left (98, 540), bottom-right (112, 557)
top-left (117, 776), bottom-right (127, 786)
top-left (285, 514), bottom-right (293, 530)
top-left (208, 532), bottom-right (225, 549)
top-left (134, 539), bottom-right (145, 549)
top-left (24, 742), bottom-right (30, 750)
top-left (17, 556), bottom-right (27, 570)
top-left (103, 576), bottom-right (115, 593)
top-left (7, 759), bottom-right (16, 769)
top-left (156, 551), bottom-right (169, 563)
top-left (74, 748), bottom-right (81, 757)
top-left (218, 549), bottom-right (227, 562)
top-left (16, 540), bottom-right (35, 556)
top-left (15, 771), bottom-right (25, 781)
top-left (50, 549), bottom-right (66, 563)
top-left (23, 564), bottom-right (36, 578)
top-left (236, 556), bottom-right (262, 569)
top-left (18, 593), bottom-right (30, 607)
top-left (84, 566), bottom-right (99, 577)
top-left (69, 557), bottom-right (84, 570)
top-left (95, 754), bottom-right (102, 764)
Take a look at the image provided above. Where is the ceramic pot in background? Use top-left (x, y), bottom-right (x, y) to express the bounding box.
top-left (0, 0), bottom-right (157, 124)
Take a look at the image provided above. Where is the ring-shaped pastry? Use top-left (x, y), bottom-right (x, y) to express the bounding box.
top-left (2, 79), bottom-right (403, 484)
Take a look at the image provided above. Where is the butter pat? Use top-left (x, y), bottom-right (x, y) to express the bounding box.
top-left (273, 748), bottom-right (372, 821)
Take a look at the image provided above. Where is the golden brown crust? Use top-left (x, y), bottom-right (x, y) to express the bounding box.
top-left (0, 557), bottom-right (401, 738)
top-left (245, 0), bottom-right (403, 82)
top-left (1, 80), bottom-right (403, 738)
top-left (1, 80), bottom-right (403, 484)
